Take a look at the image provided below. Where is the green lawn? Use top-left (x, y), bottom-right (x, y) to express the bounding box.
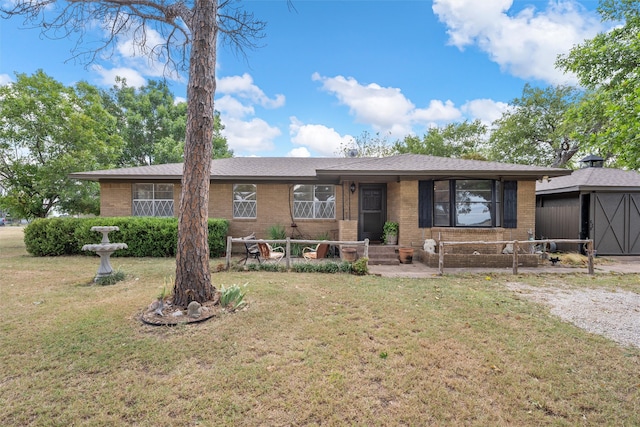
top-left (1, 226), bottom-right (639, 426)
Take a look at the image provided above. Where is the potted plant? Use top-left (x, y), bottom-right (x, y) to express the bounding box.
top-left (383, 221), bottom-right (399, 245)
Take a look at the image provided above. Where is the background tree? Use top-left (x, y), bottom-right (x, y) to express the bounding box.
top-left (337, 131), bottom-right (396, 157)
top-left (0, 70), bottom-right (122, 219)
top-left (394, 120), bottom-right (487, 159)
top-left (1, 0), bottom-right (265, 307)
top-left (102, 79), bottom-right (232, 167)
top-left (557, 0), bottom-right (640, 169)
top-left (487, 84), bottom-right (583, 168)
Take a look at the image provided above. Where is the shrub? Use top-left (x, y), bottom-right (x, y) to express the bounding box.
top-left (23, 217), bottom-right (229, 257)
top-left (351, 257), bottom-right (369, 275)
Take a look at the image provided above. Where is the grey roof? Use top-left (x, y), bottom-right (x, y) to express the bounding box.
top-left (536, 167), bottom-right (640, 195)
top-left (70, 154), bottom-right (571, 182)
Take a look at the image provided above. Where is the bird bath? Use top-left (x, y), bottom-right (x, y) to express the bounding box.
top-left (82, 226), bottom-right (128, 281)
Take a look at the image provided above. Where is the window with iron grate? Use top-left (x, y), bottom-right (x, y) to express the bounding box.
top-left (293, 184), bottom-right (335, 219)
top-left (233, 184), bottom-right (257, 218)
top-left (132, 183), bottom-right (174, 217)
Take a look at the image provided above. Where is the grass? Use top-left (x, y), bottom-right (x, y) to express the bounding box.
top-left (1, 226), bottom-right (639, 426)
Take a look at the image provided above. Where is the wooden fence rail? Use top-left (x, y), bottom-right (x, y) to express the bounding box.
top-left (225, 237), bottom-right (370, 270)
top-left (438, 239), bottom-right (594, 276)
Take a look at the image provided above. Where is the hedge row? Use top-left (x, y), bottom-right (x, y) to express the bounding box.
top-left (23, 217), bottom-right (229, 257)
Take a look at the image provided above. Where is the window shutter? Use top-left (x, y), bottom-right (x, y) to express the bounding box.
top-left (418, 180), bottom-right (433, 228)
top-left (503, 180), bottom-right (517, 228)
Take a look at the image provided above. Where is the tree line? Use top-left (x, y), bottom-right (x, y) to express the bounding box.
top-left (0, 71), bottom-right (232, 219)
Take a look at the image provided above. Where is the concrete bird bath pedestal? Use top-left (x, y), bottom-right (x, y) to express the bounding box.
top-left (82, 226), bottom-right (128, 281)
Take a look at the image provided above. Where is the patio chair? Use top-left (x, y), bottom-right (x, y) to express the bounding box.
top-left (257, 242), bottom-right (285, 263)
top-left (241, 233), bottom-right (260, 264)
top-left (302, 242), bottom-right (330, 260)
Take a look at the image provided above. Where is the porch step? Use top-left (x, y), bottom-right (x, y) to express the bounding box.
top-left (365, 245), bottom-right (400, 265)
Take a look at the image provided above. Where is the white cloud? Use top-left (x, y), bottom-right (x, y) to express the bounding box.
top-left (212, 74), bottom-right (286, 155)
top-left (432, 0), bottom-right (605, 84)
top-left (460, 99), bottom-right (510, 124)
top-left (0, 74), bottom-right (12, 86)
top-left (289, 117), bottom-right (352, 157)
top-left (215, 94), bottom-right (255, 119)
top-left (221, 117), bottom-right (281, 154)
top-left (411, 100), bottom-right (462, 123)
top-left (313, 73), bottom-right (466, 138)
top-left (286, 147), bottom-right (312, 158)
top-left (218, 74), bottom-right (285, 109)
top-left (91, 65), bottom-right (147, 87)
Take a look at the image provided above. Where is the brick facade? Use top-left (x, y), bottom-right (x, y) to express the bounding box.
top-left (98, 179), bottom-right (538, 249)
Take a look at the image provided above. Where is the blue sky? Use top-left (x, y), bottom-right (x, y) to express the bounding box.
top-left (0, 0), bottom-right (606, 158)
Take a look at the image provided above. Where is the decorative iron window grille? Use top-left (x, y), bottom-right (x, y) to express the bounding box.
top-left (132, 183), bottom-right (174, 217)
top-left (233, 184), bottom-right (257, 218)
top-left (293, 184), bottom-right (335, 219)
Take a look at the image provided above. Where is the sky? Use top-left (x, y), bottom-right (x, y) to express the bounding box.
top-left (0, 0), bottom-right (608, 158)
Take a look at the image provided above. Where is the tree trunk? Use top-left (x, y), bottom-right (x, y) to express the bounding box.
top-left (173, 0), bottom-right (218, 307)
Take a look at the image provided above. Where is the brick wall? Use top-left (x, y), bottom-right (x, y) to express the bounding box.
top-left (217, 182), bottom-right (345, 240)
top-left (100, 182), bottom-right (132, 217)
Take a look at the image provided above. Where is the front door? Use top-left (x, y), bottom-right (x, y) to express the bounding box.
top-left (359, 184), bottom-right (386, 242)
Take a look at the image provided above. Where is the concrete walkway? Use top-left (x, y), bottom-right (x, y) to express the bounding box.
top-left (367, 256), bottom-right (640, 278)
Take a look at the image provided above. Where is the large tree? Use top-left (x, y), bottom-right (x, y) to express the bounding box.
top-left (1, 0), bottom-right (265, 307)
top-left (487, 84), bottom-right (584, 168)
top-left (557, 0), bottom-right (640, 169)
top-left (394, 120), bottom-right (487, 159)
top-left (102, 78), bottom-right (233, 166)
top-left (0, 70), bottom-right (122, 219)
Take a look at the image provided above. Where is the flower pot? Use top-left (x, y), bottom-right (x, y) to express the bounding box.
top-left (341, 247), bottom-right (357, 262)
top-left (385, 234), bottom-right (398, 245)
top-left (398, 247), bottom-right (414, 264)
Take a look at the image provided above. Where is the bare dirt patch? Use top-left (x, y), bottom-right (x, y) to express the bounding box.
top-left (505, 282), bottom-right (640, 348)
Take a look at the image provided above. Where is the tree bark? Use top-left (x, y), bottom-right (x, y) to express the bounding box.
top-left (173, 0), bottom-right (218, 307)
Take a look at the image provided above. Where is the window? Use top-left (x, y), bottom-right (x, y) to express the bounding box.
top-left (132, 183), bottom-right (174, 217)
top-left (293, 184), bottom-right (335, 219)
top-left (233, 184), bottom-right (257, 218)
top-left (419, 179), bottom-right (515, 228)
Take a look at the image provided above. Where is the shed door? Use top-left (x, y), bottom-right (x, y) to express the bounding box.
top-left (592, 193), bottom-right (640, 255)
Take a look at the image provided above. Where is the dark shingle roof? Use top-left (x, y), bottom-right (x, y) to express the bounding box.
top-left (536, 167), bottom-right (640, 195)
top-left (70, 154), bottom-right (571, 182)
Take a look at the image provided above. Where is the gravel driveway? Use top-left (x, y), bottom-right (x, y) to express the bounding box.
top-left (505, 283), bottom-right (640, 349)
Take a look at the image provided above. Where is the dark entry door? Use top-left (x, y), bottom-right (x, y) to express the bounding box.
top-left (359, 184), bottom-right (386, 242)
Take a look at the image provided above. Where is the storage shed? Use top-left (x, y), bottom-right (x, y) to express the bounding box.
top-left (536, 156), bottom-right (640, 255)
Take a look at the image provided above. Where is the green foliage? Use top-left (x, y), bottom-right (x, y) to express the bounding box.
top-left (0, 71), bottom-right (123, 218)
top-left (94, 269), bottom-right (126, 286)
top-left (382, 221), bottom-right (399, 244)
top-left (219, 284), bottom-right (247, 310)
top-left (234, 260), bottom-right (352, 274)
top-left (487, 84), bottom-right (583, 168)
top-left (267, 224), bottom-right (287, 250)
top-left (351, 257), bottom-right (369, 276)
top-left (291, 261), bottom-right (352, 274)
top-left (102, 78), bottom-right (233, 167)
top-left (394, 120), bottom-right (487, 159)
top-left (23, 217), bottom-right (228, 257)
top-left (556, 1), bottom-right (640, 169)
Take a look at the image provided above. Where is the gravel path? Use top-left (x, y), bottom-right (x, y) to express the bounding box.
top-left (505, 283), bottom-right (640, 349)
